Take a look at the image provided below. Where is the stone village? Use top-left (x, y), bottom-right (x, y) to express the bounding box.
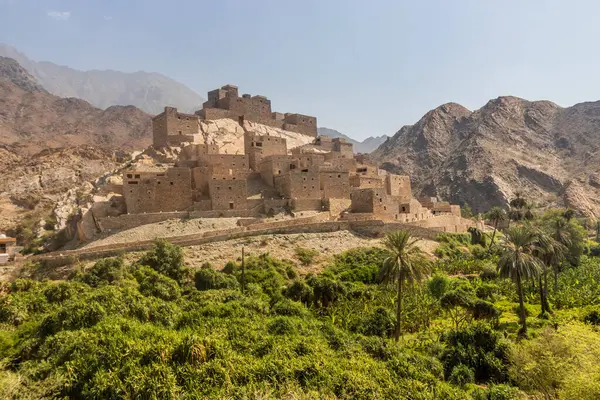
top-left (123, 84), bottom-right (461, 223)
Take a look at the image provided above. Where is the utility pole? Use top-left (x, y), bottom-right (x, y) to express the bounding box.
top-left (241, 246), bottom-right (245, 294)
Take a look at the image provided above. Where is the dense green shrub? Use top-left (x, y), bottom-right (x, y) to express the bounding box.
top-left (285, 279), bottom-right (313, 304)
top-left (134, 265), bottom-right (181, 301)
top-left (360, 306), bottom-right (395, 337)
top-left (307, 275), bottom-right (346, 308)
top-left (583, 308), bottom-right (600, 325)
top-left (137, 239), bottom-right (188, 284)
top-left (448, 364), bottom-right (475, 386)
top-left (328, 247), bottom-right (390, 284)
top-left (271, 299), bottom-right (306, 317)
top-left (294, 247), bottom-right (318, 266)
top-left (441, 323), bottom-right (510, 383)
top-left (194, 266), bottom-right (239, 291)
top-left (79, 257), bottom-right (127, 287)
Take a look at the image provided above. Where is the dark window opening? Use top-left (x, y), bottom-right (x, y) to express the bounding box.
top-left (170, 182), bottom-right (174, 185)
top-left (128, 181), bottom-right (138, 184)
top-left (134, 174), bottom-right (140, 179)
top-left (126, 174), bottom-right (133, 178)
top-left (229, 202), bottom-right (234, 209)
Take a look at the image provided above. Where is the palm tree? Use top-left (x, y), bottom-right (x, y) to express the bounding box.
top-left (532, 229), bottom-right (567, 315)
top-left (380, 230), bottom-right (431, 341)
top-left (547, 217), bottom-right (572, 293)
top-left (485, 207), bottom-right (507, 251)
top-left (497, 226), bottom-right (542, 336)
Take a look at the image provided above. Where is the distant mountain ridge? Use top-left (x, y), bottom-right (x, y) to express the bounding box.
top-left (317, 127), bottom-right (388, 153)
top-left (0, 43), bottom-right (205, 115)
top-left (370, 96), bottom-right (600, 218)
top-left (0, 57), bottom-right (152, 154)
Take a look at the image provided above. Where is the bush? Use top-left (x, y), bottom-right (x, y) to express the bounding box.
top-left (480, 265), bottom-right (498, 280)
top-left (328, 247), bottom-right (390, 284)
top-left (194, 267), bottom-right (239, 291)
top-left (138, 239), bottom-right (188, 284)
top-left (360, 306), bottom-right (395, 337)
top-left (488, 384), bottom-right (521, 400)
top-left (268, 317), bottom-right (296, 335)
top-left (441, 323), bottom-right (510, 383)
top-left (449, 364), bottom-right (475, 386)
top-left (428, 275), bottom-right (450, 300)
top-left (271, 299), bottom-right (306, 316)
top-left (583, 308), bottom-right (600, 325)
top-left (134, 266), bottom-right (181, 301)
top-left (285, 280), bottom-right (313, 304)
top-left (307, 275), bottom-right (346, 308)
top-left (295, 247), bottom-right (318, 266)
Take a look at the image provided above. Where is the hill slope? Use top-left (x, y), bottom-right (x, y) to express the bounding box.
top-left (371, 96), bottom-right (600, 218)
top-left (0, 43), bottom-right (204, 114)
top-left (317, 127), bottom-right (388, 153)
top-left (0, 57), bottom-right (152, 154)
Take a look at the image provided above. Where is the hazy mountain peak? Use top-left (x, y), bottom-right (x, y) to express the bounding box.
top-left (0, 43), bottom-right (205, 114)
top-left (0, 56), bottom-right (47, 93)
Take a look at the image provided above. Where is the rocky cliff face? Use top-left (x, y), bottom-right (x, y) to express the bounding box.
top-left (0, 43), bottom-right (205, 114)
top-left (372, 96), bottom-right (600, 217)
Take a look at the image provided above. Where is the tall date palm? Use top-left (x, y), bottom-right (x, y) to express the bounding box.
top-left (380, 230), bottom-right (431, 341)
top-left (497, 226), bottom-right (542, 336)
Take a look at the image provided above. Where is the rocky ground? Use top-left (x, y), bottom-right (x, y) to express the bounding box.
top-left (181, 231), bottom-right (438, 274)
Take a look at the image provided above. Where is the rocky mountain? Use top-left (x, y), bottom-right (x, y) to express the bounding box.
top-left (317, 127), bottom-right (388, 153)
top-left (371, 96), bottom-right (600, 218)
top-left (0, 43), bottom-right (205, 115)
top-left (0, 57), bottom-right (152, 155)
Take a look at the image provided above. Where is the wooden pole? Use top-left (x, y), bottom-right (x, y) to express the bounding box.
top-left (241, 246), bottom-right (245, 294)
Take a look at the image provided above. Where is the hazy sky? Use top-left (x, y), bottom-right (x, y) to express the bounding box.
top-left (2, 0), bottom-right (600, 140)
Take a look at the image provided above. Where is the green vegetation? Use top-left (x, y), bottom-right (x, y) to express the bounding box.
top-left (1, 206), bottom-right (600, 399)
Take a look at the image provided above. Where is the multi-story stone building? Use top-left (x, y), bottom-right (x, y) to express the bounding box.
top-left (152, 84), bottom-right (318, 149)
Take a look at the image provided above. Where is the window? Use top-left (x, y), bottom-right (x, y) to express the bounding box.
top-left (179, 130), bottom-right (182, 135)
top-left (126, 174), bottom-right (132, 178)
top-left (229, 202), bottom-right (234, 209)
top-left (170, 182), bottom-right (174, 185)
top-left (128, 181), bottom-right (138, 184)
top-left (134, 174), bottom-right (140, 179)
top-left (229, 186), bottom-right (232, 190)
top-left (338, 174), bottom-right (341, 178)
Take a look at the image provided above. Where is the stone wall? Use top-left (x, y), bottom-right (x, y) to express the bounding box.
top-left (152, 107), bottom-right (201, 148)
top-left (386, 174), bottom-right (412, 203)
top-left (123, 167), bottom-right (193, 214)
top-left (98, 211), bottom-right (190, 231)
top-left (320, 170), bottom-right (350, 199)
top-left (208, 178), bottom-right (248, 210)
top-left (350, 175), bottom-right (384, 189)
top-left (325, 198), bottom-right (352, 216)
top-left (244, 134), bottom-right (288, 171)
top-left (292, 198), bottom-right (323, 212)
top-left (274, 168), bottom-right (321, 199)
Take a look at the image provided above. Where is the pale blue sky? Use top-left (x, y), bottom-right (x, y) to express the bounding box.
top-left (2, 0), bottom-right (600, 140)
